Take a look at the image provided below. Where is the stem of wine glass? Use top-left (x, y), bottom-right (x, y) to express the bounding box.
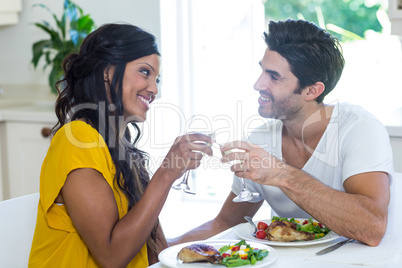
top-left (233, 177), bottom-right (254, 202)
top-left (172, 171), bottom-right (188, 190)
top-left (240, 177), bottom-right (248, 191)
top-left (231, 129), bottom-right (261, 202)
top-left (172, 170), bottom-right (195, 194)
top-left (183, 170), bottom-right (190, 184)
top-left (172, 130), bottom-right (215, 194)
top-left (171, 117), bottom-right (198, 194)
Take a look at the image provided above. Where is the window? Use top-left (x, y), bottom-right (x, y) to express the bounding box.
top-left (262, 0), bottom-right (402, 126)
top-left (327, 32), bottom-right (402, 126)
top-left (154, 0), bottom-right (268, 237)
top-left (157, 0), bottom-right (266, 201)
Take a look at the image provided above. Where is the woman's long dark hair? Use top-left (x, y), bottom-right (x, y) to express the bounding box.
top-left (53, 23), bottom-right (161, 257)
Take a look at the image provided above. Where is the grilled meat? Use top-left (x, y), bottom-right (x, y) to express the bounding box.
top-left (267, 220), bottom-right (315, 242)
top-left (177, 244), bottom-right (223, 264)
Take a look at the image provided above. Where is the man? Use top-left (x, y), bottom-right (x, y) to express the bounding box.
top-left (170, 19), bottom-right (394, 247)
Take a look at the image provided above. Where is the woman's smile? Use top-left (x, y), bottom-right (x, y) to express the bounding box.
top-left (138, 95), bottom-right (151, 109)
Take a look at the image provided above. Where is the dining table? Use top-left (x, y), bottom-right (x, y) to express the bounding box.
top-left (150, 174), bottom-right (402, 268)
top-left (150, 222), bottom-right (402, 268)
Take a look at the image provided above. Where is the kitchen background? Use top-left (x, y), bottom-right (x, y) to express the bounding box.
top-left (0, 0), bottom-right (401, 238)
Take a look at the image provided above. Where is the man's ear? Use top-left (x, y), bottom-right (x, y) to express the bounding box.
top-left (305, 82), bottom-right (325, 101)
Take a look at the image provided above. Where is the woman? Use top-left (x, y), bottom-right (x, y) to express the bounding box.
top-left (28, 23), bottom-right (213, 267)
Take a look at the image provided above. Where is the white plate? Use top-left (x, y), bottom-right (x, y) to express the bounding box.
top-left (158, 239), bottom-right (278, 268)
top-left (235, 218), bottom-right (340, 247)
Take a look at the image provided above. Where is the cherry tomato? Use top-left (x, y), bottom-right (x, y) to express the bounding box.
top-left (256, 230), bottom-right (267, 239)
top-left (231, 246), bottom-right (240, 251)
top-left (241, 255), bottom-right (248, 260)
top-left (222, 253), bottom-right (231, 258)
top-left (303, 220), bottom-right (309, 225)
top-left (257, 221), bottom-right (268, 230)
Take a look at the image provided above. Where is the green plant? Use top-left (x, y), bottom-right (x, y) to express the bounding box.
top-left (263, 0), bottom-right (384, 42)
top-left (31, 0), bottom-right (96, 94)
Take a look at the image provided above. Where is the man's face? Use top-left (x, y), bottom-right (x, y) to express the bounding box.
top-left (254, 48), bottom-right (304, 120)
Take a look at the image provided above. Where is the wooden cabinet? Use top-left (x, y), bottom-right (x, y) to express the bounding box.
top-left (0, 121), bottom-right (54, 200)
top-left (0, 123), bottom-right (5, 200)
top-left (0, 97), bottom-right (56, 200)
top-left (0, 0), bottom-right (22, 26)
top-left (389, 0), bottom-right (402, 35)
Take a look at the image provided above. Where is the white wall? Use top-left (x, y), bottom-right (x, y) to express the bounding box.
top-left (0, 0), bottom-right (161, 88)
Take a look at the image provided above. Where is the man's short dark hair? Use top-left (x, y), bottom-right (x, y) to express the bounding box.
top-left (264, 19), bottom-right (345, 103)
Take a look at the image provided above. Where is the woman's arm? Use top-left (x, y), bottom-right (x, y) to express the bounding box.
top-left (61, 167), bottom-right (172, 267)
top-left (60, 133), bottom-right (213, 268)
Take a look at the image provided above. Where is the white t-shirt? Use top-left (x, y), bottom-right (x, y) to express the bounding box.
top-left (232, 102), bottom-right (394, 218)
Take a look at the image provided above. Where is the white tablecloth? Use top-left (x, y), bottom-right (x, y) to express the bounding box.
top-left (149, 224), bottom-right (402, 268)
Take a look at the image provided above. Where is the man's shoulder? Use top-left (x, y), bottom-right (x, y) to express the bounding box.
top-left (334, 102), bottom-right (388, 139)
top-left (335, 102), bottom-right (381, 123)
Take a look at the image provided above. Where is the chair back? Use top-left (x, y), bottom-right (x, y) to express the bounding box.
top-left (0, 193), bottom-right (39, 267)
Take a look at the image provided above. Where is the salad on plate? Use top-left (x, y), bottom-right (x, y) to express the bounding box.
top-left (218, 240), bottom-right (269, 267)
top-left (255, 216), bottom-right (331, 241)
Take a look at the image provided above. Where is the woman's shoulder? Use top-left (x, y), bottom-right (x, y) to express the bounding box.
top-left (56, 120), bottom-right (97, 135)
top-left (45, 120), bottom-right (114, 175)
top-left (53, 120), bottom-right (106, 148)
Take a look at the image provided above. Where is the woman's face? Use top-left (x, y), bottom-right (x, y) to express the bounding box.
top-left (111, 54), bottom-right (160, 122)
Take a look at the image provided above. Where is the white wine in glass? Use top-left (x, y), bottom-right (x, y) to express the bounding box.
top-left (171, 131), bottom-right (214, 195)
top-left (218, 130), bottom-right (260, 202)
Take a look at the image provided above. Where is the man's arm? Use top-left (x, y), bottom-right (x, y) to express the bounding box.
top-left (168, 191), bottom-right (263, 246)
top-left (224, 141), bottom-right (390, 246)
top-left (278, 169), bottom-right (389, 247)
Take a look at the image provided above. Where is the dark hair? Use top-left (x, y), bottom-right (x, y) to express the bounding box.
top-left (53, 23), bottom-right (161, 256)
top-left (264, 19), bottom-right (345, 103)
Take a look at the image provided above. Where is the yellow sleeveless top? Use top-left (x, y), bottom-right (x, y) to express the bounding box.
top-left (28, 121), bottom-right (148, 268)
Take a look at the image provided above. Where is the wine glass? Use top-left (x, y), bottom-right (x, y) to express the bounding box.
top-left (218, 129), bottom-right (260, 202)
top-left (232, 176), bottom-right (259, 202)
top-left (172, 131), bottom-right (215, 195)
top-left (171, 169), bottom-right (195, 194)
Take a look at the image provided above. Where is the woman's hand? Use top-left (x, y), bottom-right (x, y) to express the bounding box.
top-left (161, 132), bottom-right (213, 182)
top-left (220, 140), bottom-right (286, 186)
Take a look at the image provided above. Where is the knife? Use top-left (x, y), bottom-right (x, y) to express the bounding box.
top-left (315, 238), bottom-right (354, 255)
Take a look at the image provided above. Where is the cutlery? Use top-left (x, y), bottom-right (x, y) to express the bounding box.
top-left (244, 216), bottom-right (257, 237)
top-left (316, 238), bottom-right (354, 255)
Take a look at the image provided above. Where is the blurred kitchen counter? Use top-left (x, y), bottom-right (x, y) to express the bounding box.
top-left (0, 84), bottom-right (56, 123)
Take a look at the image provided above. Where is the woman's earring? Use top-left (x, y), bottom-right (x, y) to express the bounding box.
top-left (104, 67), bottom-right (110, 82)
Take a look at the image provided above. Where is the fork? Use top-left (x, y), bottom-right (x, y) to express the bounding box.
top-left (244, 216), bottom-right (257, 237)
